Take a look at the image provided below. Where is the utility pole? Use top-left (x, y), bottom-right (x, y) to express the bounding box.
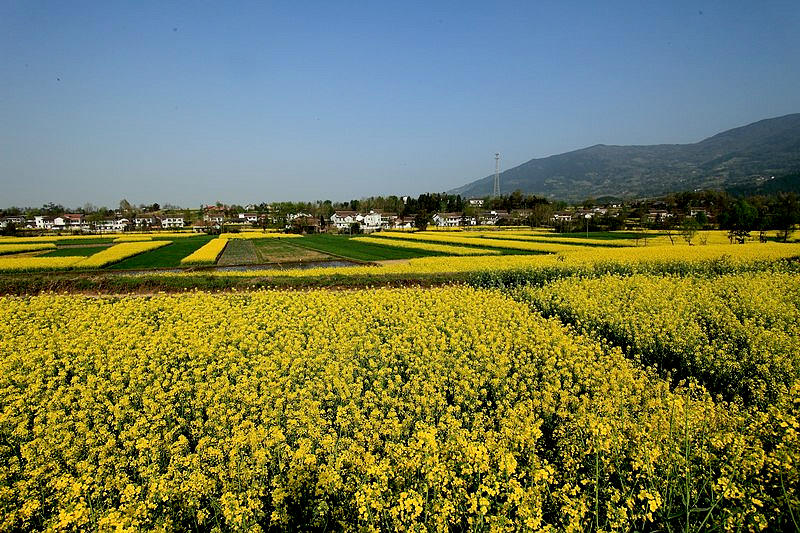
top-left (493, 153), bottom-right (500, 197)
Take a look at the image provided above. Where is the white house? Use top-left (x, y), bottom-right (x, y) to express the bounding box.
top-left (161, 216), bottom-right (185, 228)
top-left (432, 212), bottom-right (464, 227)
top-left (203, 213), bottom-right (225, 225)
top-left (53, 214), bottom-right (86, 230)
top-left (361, 211), bottom-right (382, 231)
top-left (468, 198), bottom-right (485, 207)
top-left (238, 212), bottom-right (260, 224)
top-left (330, 211), bottom-right (360, 230)
top-left (134, 214), bottom-right (160, 228)
top-left (95, 218), bottom-right (130, 232)
top-left (647, 210), bottom-right (672, 223)
top-left (287, 212), bottom-right (313, 222)
top-left (34, 215), bottom-right (55, 229)
top-left (552, 211), bottom-right (574, 223)
top-left (478, 211), bottom-right (509, 225)
top-left (393, 216), bottom-right (415, 230)
top-left (0, 215), bottom-right (25, 229)
top-left (378, 212), bottom-right (398, 228)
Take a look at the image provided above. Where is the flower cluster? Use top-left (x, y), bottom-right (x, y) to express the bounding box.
top-left (475, 232), bottom-right (634, 247)
top-left (377, 231), bottom-right (585, 253)
top-left (519, 272), bottom-right (800, 407)
top-left (129, 241), bottom-right (800, 281)
top-left (0, 287), bottom-right (796, 530)
top-left (0, 256), bottom-right (84, 272)
top-left (0, 243), bottom-right (56, 255)
top-left (180, 238), bottom-right (228, 265)
top-left (0, 234), bottom-right (110, 244)
top-left (220, 232), bottom-right (301, 239)
top-left (75, 241), bottom-right (171, 269)
top-left (112, 236), bottom-right (153, 243)
top-left (353, 236), bottom-right (500, 255)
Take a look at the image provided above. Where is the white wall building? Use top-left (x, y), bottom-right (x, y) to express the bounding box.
top-left (433, 212), bottom-right (464, 227)
top-left (238, 213), bottom-right (259, 224)
top-left (330, 211), bottom-right (359, 230)
top-left (161, 216), bottom-right (185, 228)
top-left (34, 216), bottom-right (54, 229)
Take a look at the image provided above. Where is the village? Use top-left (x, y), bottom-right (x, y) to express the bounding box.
top-left (0, 193), bottom-right (718, 235)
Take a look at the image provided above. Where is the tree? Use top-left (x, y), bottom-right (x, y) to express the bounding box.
top-left (719, 198), bottom-right (758, 244)
top-left (773, 192), bottom-right (799, 242)
top-left (695, 210), bottom-right (708, 227)
top-left (414, 210), bottom-right (430, 231)
top-left (1, 222), bottom-right (17, 236)
top-left (660, 216), bottom-right (679, 245)
top-left (680, 218), bottom-right (699, 245)
top-left (42, 202), bottom-right (64, 215)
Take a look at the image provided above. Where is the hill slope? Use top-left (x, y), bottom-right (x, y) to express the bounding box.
top-left (449, 114), bottom-right (800, 202)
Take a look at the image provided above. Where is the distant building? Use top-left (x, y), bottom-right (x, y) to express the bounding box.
top-left (647, 210), bottom-right (672, 223)
top-left (478, 211), bottom-right (509, 225)
top-left (239, 212), bottom-right (260, 224)
top-left (393, 216), bottom-right (415, 230)
top-left (329, 210), bottom-right (381, 232)
top-left (378, 212), bottom-right (398, 228)
top-left (34, 215), bottom-right (54, 229)
top-left (162, 216), bottom-right (185, 228)
top-left (432, 212), bottom-right (464, 227)
top-left (134, 214), bottom-right (160, 228)
top-left (330, 210), bottom-right (359, 230)
top-left (203, 213), bottom-right (225, 225)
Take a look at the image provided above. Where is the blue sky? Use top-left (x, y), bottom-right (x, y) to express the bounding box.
top-left (1, 0), bottom-right (799, 208)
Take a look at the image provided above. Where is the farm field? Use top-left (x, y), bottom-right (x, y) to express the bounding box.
top-left (217, 238), bottom-right (332, 265)
top-left (39, 244), bottom-right (112, 257)
top-left (106, 235), bottom-right (216, 269)
top-left (1, 283), bottom-right (798, 531)
top-left (0, 229), bottom-right (799, 529)
top-left (290, 234), bottom-right (448, 261)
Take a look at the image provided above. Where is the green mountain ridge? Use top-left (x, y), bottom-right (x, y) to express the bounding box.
top-left (449, 113), bottom-right (800, 202)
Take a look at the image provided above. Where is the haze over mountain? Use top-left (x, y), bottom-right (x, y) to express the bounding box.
top-left (450, 114), bottom-right (800, 202)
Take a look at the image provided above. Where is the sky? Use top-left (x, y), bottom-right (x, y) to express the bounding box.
top-left (1, 1), bottom-right (799, 209)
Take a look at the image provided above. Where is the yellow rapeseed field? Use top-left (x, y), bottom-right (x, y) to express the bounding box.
top-left (139, 242), bottom-right (800, 280)
top-left (181, 238), bottom-right (229, 265)
top-left (377, 231), bottom-right (585, 253)
top-left (75, 241), bottom-right (172, 269)
top-left (0, 243), bottom-right (56, 255)
top-left (112, 236), bottom-right (153, 243)
top-left (0, 234), bottom-right (111, 244)
top-left (353, 236), bottom-right (501, 256)
top-left (220, 233), bottom-right (302, 240)
top-left (1, 287), bottom-right (796, 531)
top-left (0, 256), bottom-right (85, 272)
top-left (520, 272), bottom-right (800, 407)
top-left (474, 232), bottom-right (635, 247)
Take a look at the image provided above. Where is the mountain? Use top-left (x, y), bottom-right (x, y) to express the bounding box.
top-left (449, 114), bottom-right (800, 202)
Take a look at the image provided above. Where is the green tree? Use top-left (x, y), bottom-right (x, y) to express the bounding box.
top-left (719, 198), bottom-right (758, 244)
top-left (414, 210), bottom-right (430, 231)
top-left (773, 192), bottom-right (799, 242)
top-left (680, 217), bottom-right (700, 245)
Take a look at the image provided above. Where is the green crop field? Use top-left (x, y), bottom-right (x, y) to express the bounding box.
top-left (218, 239), bottom-right (331, 265)
top-left (292, 234), bottom-right (442, 261)
top-left (106, 235), bottom-right (216, 269)
top-left (39, 245), bottom-right (112, 257)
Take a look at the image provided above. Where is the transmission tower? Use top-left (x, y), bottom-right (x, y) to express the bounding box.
top-left (493, 153), bottom-right (500, 196)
